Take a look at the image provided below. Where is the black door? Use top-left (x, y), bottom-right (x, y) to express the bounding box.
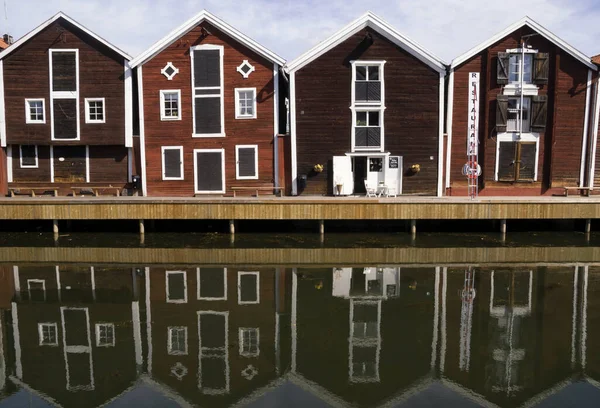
top-left (353, 156), bottom-right (367, 194)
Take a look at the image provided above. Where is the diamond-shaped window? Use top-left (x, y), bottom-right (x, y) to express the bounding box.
top-left (161, 62), bottom-right (179, 80)
top-left (237, 60), bottom-right (255, 79)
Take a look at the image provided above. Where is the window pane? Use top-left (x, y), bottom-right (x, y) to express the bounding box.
top-left (21, 145), bottom-right (36, 166)
top-left (193, 50), bottom-right (221, 88)
top-left (163, 149), bottom-right (182, 178)
top-left (523, 54), bottom-right (532, 83)
top-left (239, 273), bottom-right (258, 303)
top-left (356, 66), bottom-right (366, 80)
top-left (163, 93), bottom-right (179, 118)
top-left (52, 52), bottom-right (77, 92)
top-left (28, 100), bottom-right (44, 121)
top-left (508, 55), bottom-right (519, 83)
top-left (167, 272), bottom-right (186, 302)
top-left (356, 112), bottom-right (367, 126)
top-left (368, 66), bottom-right (379, 81)
top-left (368, 111), bottom-right (379, 126)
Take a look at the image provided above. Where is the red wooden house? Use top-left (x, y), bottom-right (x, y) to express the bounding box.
top-left (0, 12), bottom-right (134, 197)
top-left (130, 10), bottom-right (285, 197)
top-left (285, 12), bottom-right (447, 197)
top-left (446, 17), bottom-right (598, 196)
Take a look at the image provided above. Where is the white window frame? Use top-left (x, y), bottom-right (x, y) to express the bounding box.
top-left (166, 270), bottom-right (188, 303)
top-left (193, 148), bottom-right (225, 194)
top-left (95, 323), bottom-right (115, 347)
top-left (49, 49), bottom-right (80, 141)
top-left (197, 267), bottom-right (228, 301)
top-left (351, 61), bottom-right (385, 106)
top-left (161, 146), bottom-right (184, 181)
top-left (84, 98), bottom-right (106, 124)
top-left (160, 89), bottom-right (181, 121)
top-left (234, 87), bottom-right (257, 119)
top-left (494, 133), bottom-right (540, 182)
top-left (236, 60), bottom-right (255, 79)
top-left (237, 271), bottom-right (260, 305)
top-left (25, 98), bottom-right (46, 124)
top-left (235, 144), bottom-right (258, 180)
top-left (38, 322), bottom-right (58, 346)
top-left (239, 327), bottom-right (260, 357)
top-left (168, 326), bottom-right (188, 355)
top-left (351, 108), bottom-right (385, 153)
top-left (27, 279), bottom-right (46, 302)
top-left (161, 61), bottom-right (179, 80)
top-left (191, 44), bottom-right (225, 138)
top-left (19, 144), bottom-right (38, 168)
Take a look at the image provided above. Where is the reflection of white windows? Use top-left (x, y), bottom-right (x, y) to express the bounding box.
top-left (27, 279), bottom-right (46, 302)
top-left (508, 54), bottom-right (533, 84)
top-left (85, 98), bottom-right (105, 124)
top-left (39, 323), bottom-right (58, 346)
top-left (25, 99), bottom-right (45, 124)
top-left (197, 267), bottom-right (227, 300)
top-left (506, 97), bottom-right (530, 133)
top-left (19, 145), bottom-right (38, 168)
top-left (168, 326), bottom-right (188, 355)
top-left (235, 88), bottom-right (256, 119)
top-left (198, 311), bottom-right (230, 395)
top-left (238, 272), bottom-right (260, 304)
top-left (349, 300), bottom-right (381, 383)
top-left (95, 323), bottom-right (115, 347)
top-left (239, 328), bottom-right (259, 357)
top-left (160, 90), bottom-right (181, 121)
top-left (166, 271), bottom-right (187, 303)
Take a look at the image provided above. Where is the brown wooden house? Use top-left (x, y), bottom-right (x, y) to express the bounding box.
top-left (446, 17), bottom-right (598, 196)
top-left (0, 12), bottom-right (133, 197)
top-left (285, 12), bottom-right (447, 197)
top-left (130, 10), bottom-right (285, 197)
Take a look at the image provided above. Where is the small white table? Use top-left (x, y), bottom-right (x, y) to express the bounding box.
top-left (376, 184), bottom-right (388, 197)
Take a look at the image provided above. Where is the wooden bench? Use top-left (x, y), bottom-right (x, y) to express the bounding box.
top-left (231, 186), bottom-right (283, 197)
top-left (9, 187), bottom-right (58, 197)
top-left (563, 187), bottom-right (591, 197)
top-left (71, 186), bottom-right (121, 197)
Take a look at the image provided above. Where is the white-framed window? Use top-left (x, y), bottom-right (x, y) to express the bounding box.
top-left (353, 109), bottom-right (383, 151)
top-left (160, 90), bottom-right (181, 121)
top-left (168, 326), bottom-right (188, 355)
top-left (234, 88), bottom-right (257, 119)
top-left (25, 98), bottom-right (45, 124)
top-left (495, 134), bottom-right (539, 182)
top-left (235, 145), bottom-right (258, 180)
top-left (95, 323), bottom-right (115, 347)
top-left (508, 54), bottom-right (533, 85)
top-left (197, 267), bottom-right (228, 300)
top-left (351, 61), bottom-right (385, 153)
top-left (85, 98), bottom-right (105, 124)
top-left (50, 49), bottom-right (80, 141)
top-left (166, 271), bottom-right (187, 303)
top-left (236, 60), bottom-right (255, 79)
top-left (161, 146), bottom-right (184, 180)
top-left (38, 323), bottom-right (58, 346)
top-left (161, 62), bottom-right (179, 80)
top-left (239, 328), bottom-right (259, 357)
top-left (506, 97), bottom-right (531, 133)
top-left (352, 62), bottom-right (384, 104)
top-left (194, 148), bottom-right (225, 194)
top-left (19, 145), bottom-right (38, 168)
top-left (238, 272), bottom-right (260, 305)
top-left (27, 279), bottom-right (46, 302)
top-left (191, 44), bottom-right (224, 137)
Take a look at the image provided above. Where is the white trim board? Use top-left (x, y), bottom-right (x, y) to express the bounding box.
top-left (451, 16), bottom-right (597, 70)
top-left (285, 12), bottom-right (446, 74)
top-left (130, 9), bottom-right (284, 68)
top-left (124, 62), bottom-right (133, 147)
top-left (0, 12), bottom-right (132, 61)
top-left (0, 60), bottom-right (5, 147)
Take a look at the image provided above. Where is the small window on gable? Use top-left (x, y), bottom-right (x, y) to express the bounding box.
top-left (85, 98), bottom-right (105, 124)
top-left (25, 99), bottom-right (45, 124)
top-left (353, 63), bottom-right (384, 104)
top-left (160, 90), bottom-right (181, 121)
top-left (38, 323), bottom-right (58, 346)
top-left (162, 146), bottom-right (184, 180)
top-left (236, 60), bottom-right (255, 78)
top-left (95, 323), bottom-right (115, 347)
top-left (235, 88), bottom-right (257, 119)
top-left (168, 326), bottom-right (188, 355)
top-left (236, 145), bottom-right (258, 180)
top-left (507, 53), bottom-right (533, 85)
top-left (20, 145), bottom-right (38, 168)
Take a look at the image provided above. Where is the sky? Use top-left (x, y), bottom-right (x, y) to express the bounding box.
top-left (4, 0), bottom-right (600, 63)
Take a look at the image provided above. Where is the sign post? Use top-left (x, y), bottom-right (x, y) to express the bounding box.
top-left (463, 72), bottom-right (480, 199)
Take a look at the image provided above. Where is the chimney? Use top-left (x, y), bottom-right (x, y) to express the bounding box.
top-left (3, 34), bottom-right (13, 45)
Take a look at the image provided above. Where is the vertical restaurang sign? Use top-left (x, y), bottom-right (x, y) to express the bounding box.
top-left (467, 72), bottom-right (479, 156)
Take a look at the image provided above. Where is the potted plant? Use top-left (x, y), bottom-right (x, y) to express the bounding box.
top-left (314, 164), bottom-right (324, 173)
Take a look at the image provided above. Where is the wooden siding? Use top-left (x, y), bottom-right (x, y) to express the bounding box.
top-left (142, 22), bottom-right (276, 197)
top-left (0, 147), bottom-right (7, 195)
top-left (450, 27), bottom-right (589, 195)
top-left (89, 145), bottom-right (128, 182)
top-left (294, 27), bottom-right (441, 195)
top-left (3, 18), bottom-right (126, 146)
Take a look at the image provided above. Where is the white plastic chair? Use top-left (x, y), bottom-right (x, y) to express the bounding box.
top-left (386, 187), bottom-right (397, 197)
top-left (364, 180), bottom-right (377, 197)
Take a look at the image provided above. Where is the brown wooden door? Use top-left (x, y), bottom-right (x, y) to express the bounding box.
top-left (498, 141), bottom-right (536, 182)
top-left (53, 146), bottom-right (86, 183)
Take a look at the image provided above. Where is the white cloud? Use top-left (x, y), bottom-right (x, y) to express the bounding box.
top-left (6, 0), bottom-right (600, 61)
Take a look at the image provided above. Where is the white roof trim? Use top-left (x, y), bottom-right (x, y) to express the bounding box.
top-left (285, 11), bottom-right (446, 73)
top-left (0, 12), bottom-right (132, 61)
top-left (451, 16), bottom-right (596, 70)
top-left (130, 9), bottom-right (285, 68)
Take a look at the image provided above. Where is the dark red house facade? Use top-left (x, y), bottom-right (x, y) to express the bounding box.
top-left (130, 11), bottom-right (285, 197)
top-left (0, 13), bottom-right (133, 197)
top-left (446, 17), bottom-right (598, 196)
top-left (285, 12), bottom-right (447, 197)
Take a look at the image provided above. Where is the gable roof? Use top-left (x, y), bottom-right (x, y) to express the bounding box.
top-left (0, 39), bottom-right (8, 50)
top-left (130, 10), bottom-right (285, 68)
top-left (451, 16), bottom-right (596, 70)
top-left (285, 11), bottom-right (447, 74)
top-left (0, 12), bottom-right (132, 61)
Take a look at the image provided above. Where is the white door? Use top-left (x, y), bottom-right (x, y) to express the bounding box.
top-left (333, 156), bottom-right (353, 195)
top-left (384, 156), bottom-right (402, 195)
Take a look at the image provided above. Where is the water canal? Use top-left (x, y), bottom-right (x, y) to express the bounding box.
top-left (0, 232), bottom-right (599, 407)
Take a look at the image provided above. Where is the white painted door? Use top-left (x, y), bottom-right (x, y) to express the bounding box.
top-left (384, 156), bottom-right (402, 195)
top-left (333, 156), bottom-right (353, 195)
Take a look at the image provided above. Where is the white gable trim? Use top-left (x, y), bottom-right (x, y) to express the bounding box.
top-left (0, 12), bottom-right (132, 61)
top-left (130, 9), bottom-right (285, 68)
top-left (451, 16), bottom-right (596, 70)
top-left (286, 12), bottom-right (446, 74)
